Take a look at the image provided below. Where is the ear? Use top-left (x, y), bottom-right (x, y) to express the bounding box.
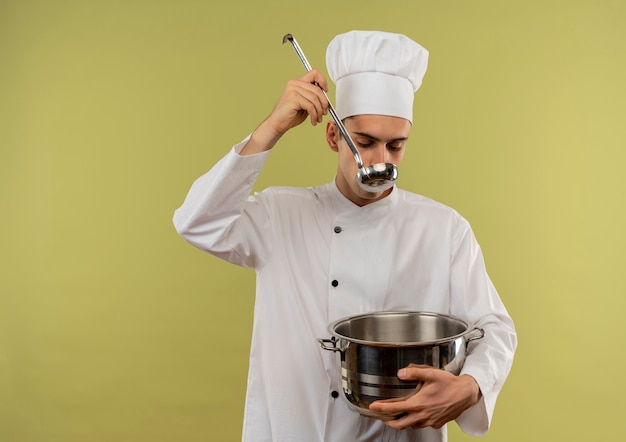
top-left (325, 122), bottom-right (339, 152)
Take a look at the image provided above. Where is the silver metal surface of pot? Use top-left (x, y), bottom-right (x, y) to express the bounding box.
top-left (319, 311), bottom-right (484, 420)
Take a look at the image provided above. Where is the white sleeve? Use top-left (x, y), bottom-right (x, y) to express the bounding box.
top-left (172, 136), bottom-right (273, 268)
top-left (448, 215), bottom-right (518, 436)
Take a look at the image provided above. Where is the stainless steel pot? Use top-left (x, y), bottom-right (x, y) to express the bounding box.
top-left (319, 311), bottom-right (484, 419)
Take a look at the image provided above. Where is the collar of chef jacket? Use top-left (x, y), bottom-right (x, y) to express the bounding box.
top-left (328, 179), bottom-right (399, 220)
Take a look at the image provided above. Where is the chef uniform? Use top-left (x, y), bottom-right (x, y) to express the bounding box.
top-left (173, 31), bottom-right (517, 442)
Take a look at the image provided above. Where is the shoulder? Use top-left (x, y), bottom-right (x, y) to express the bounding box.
top-left (250, 183), bottom-right (333, 212)
top-left (395, 188), bottom-right (470, 228)
top-left (254, 183), bottom-right (329, 201)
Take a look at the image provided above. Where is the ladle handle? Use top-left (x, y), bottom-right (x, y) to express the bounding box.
top-left (283, 34), bottom-right (364, 169)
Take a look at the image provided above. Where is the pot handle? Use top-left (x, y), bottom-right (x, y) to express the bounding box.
top-left (466, 327), bottom-right (485, 343)
top-left (319, 337), bottom-right (341, 352)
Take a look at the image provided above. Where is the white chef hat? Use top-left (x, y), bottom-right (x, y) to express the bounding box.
top-left (326, 30), bottom-right (428, 123)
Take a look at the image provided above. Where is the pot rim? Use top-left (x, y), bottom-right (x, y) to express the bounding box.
top-left (327, 310), bottom-right (476, 347)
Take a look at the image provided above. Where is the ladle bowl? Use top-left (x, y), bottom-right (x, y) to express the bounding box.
top-left (358, 163), bottom-right (398, 192)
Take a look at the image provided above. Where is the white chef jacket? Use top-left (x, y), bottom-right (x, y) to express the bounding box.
top-left (173, 137), bottom-right (517, 442)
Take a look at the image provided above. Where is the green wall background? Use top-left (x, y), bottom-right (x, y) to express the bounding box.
top-left (1, 0), bottom-right (625, 441)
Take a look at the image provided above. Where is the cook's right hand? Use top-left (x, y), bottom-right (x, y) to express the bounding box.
top-left (242, 70), bottom-right (329, 156)
top-left (265, 69), bottom-right (330, 135)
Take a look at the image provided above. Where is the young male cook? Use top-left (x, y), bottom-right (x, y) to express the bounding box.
top-left (174, 30), bottom-right (517, 442)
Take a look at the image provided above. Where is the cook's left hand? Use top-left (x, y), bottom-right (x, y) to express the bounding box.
top-left (368, 365), bottom-right (482, 430)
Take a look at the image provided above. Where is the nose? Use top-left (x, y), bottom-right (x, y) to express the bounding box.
top-left (370, 144), bottom-right (387, 165)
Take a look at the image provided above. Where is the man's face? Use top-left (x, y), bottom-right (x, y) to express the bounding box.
top-left (326, 114), bottom-right (411, 206)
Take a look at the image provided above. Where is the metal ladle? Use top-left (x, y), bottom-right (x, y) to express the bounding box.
top-left (282, 34), bottom-right (398, 193)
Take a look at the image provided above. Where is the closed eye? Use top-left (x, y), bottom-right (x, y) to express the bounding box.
top-left (355, 137), bottom-right (376, 148)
